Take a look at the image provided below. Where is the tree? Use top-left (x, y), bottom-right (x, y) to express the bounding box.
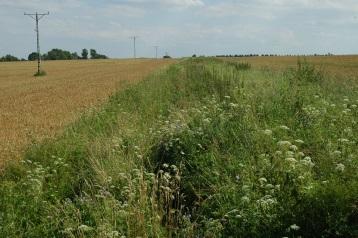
top-left (81, 49), bottom-right (88, 60)
top-left (71, 52), bottom-right (79, 60)
top-left (45, 49), bottom-right (73, 60)
top-left (90, 49), bottom-right (97, 59)
top-left (28, 52), bottom-right (38, 61)
top-left (0, 54), bottom-right (19, 62)
top-left (90, 49), bottom-right (108, 59)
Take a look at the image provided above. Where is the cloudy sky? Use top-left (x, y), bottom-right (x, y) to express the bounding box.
top-left (0, 0), bottom-right (357, 58)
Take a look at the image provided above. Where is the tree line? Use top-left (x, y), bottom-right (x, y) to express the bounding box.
top-left (0, 49), bottom-right (108, 62)
top-left (216, 53), bottom-right (335, 57)
top-left (28, 49), bottom-right (108, 61)
top-left (0, 55), bottom-right (25, 62)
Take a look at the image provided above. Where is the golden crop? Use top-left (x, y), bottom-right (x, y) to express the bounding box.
top-left (224, 55), bottom-right (358, 79)
top-left (0, 59), bottom-right (175, 167)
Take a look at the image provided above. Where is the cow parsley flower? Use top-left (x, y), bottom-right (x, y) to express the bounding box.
top-left (301, 156), bottom-right (315, 168)
top-left (336, 163), bottom-right (345, 172)
top-left (277, 141), bottom-right (292, 148)
top-left (258, 177), bottom-right (267, 184)
top-left (285, 157), bottom-right (297, 163)
top-left (290, 224), bottom-right (300, 231)
top-left (279, 125), bottom-right (290, 130)
top-left (78, 225), bottom-right (93, 232)
top-left (263, 129), bottom-right (273, 136)
top-left (289, 145), bottom-right (298, 151)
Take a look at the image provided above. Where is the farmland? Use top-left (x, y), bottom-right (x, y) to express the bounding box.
top-left (0, 59), bottom-right (175, 167)
top-left (0, 56), bottom-right (357, 237)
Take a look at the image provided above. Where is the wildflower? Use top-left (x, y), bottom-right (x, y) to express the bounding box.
top-left (257, 195), bottom-right (277, 207)
top-left (295, 139), bottom-right (304, 144)
top-left (229, 103), bottom-right (238, 108)
top-left (227, 209), bottom-right (239, 214)
top-left (78, 225), bottom-right (93, 232)
top-left (336, 163), bottom-right (345, 172)
top-left (263, 129), bottom-right (273, 136)
top-left (351, 104), bottom-right (357, 109)
top-left (301, 156), bottom-right (315, 168)
top-left (242, 185), bottom-right (250, 191)
top-left (275, 150), bottom-right (283, 156)
top-left (285, 157), bottom-right (297, 163)
top-left (290, 224), bottom-right (300, 231)
top-left (277, 141), bottom-right (292, 148)
top-left (235, 175), bottom-right (240, 181)
top-left (109, 231), bottom-right (119, 237)
top-left (298, 152), bottom-right (305, 157)
top-left (286, 151), bottom-right (295, 157)
top-left (62, 227), bottom-right (74, 234)
top-left (163, 163), bottom-right (169, 168)
top-left (338, 138), bottom-right (349, 143)
top-left (289, 145), bottom-right (298, 151)
top-left (265, 184), bottom-right (274, 189)
top-left (330, 104), bottom-right (336, 107)
top-left (344, 98), bottom-right (349, 102)
top-left (203, 118), bottom-right (211, 124)
top-left (279, 125), bottom-right (290, 130)
top-left (342, 109), bottom-right (351, 114)
top-left (241, 196), bottom-right (250, 203)
top-left (258, 177), bottom-right (267, 184)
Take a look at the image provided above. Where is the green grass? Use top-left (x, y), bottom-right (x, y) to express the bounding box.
top-left (0, 58), bottom-right (357, 237)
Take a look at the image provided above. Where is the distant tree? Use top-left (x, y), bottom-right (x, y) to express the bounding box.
top-left (39, 49), bottom-right (80, 60)
top-left (71, 52), bottom-right (80, 60)
top-left (28, 52), bottom-right (38, 61)
top-left (45, 49), bottom-right (74, 60)
top-left (90, 49), bottom-right (108, 59)
top-left (192, 54), bottom-right (197, 58)
top-left (90, 49), bottom-right (97, 59)
top-left (0, 54), bottom-right (19, 62)
top-left (81, 49), bottom-right (88, 59)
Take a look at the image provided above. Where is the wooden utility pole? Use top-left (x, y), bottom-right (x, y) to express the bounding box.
top-left (24, 11), bottom-right (49, 75)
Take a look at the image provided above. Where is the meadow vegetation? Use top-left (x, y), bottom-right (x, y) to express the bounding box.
top-left (0, 57), bottom-right (357, 237)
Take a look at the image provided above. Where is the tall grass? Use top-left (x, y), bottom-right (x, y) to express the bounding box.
top-left (0, 58), bottom-right (357, 237)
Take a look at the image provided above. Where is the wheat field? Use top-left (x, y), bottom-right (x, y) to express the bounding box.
top-left (0, 59), bottom-right (175, 166)
top-left (224, 55), bottom-right (358, 79)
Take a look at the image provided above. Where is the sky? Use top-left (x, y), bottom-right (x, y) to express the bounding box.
top-left (0, 0), bottom-right (358, 58)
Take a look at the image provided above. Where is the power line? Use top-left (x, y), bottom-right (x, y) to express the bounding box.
top-left (130, 36), bottom-right (138, 59)
top-left (24, 11), bottom-right (49, 75)
top-left (154, 46), bottom-right (159, 59)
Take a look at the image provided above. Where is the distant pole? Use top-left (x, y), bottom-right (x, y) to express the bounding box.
top-left (130, 36), bottom-right (138, 59)
top-left (25, 11), bottom-right (49, 75)
top-left (154, 46), bottom-right (159, 59)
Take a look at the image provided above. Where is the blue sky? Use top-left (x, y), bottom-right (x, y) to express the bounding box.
top-left (0, 0), bottom-right (358, 58)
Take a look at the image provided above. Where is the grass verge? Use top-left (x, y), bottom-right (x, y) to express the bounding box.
top-left (0, 58), bottom-right (357, 237)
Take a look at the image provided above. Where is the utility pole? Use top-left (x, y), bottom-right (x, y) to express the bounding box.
top-left (154, 46), bottom-right (159, 59)
top-left (24, 11), bottom-right (49, 75)
top-left (130, 36), bottom-right (138, 59)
